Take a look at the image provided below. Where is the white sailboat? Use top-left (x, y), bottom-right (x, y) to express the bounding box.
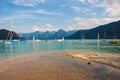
top-left (97, 33), bottom-right (100, 44)
top-left (5, 22), bottom-right (19, 44)
top-left (5, 31), bottom-right (13, 44)
top-left (97, 33), bottom-right (100, 50)
top-left (57, 37), bottom-right (64, 42)
top-left (0, 40), bottom-right (2, 43)
top-left (33, 35), bottom-right (35, 42)
top-left (33, 35), bottom-right (40, 42)
top-left (35, 39), bottom-right (40, 42)
top-left (80, 31), bottom-right (86, 43)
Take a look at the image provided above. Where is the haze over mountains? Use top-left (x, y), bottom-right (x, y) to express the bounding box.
top-left (0, 20), bottom-right (120, 40)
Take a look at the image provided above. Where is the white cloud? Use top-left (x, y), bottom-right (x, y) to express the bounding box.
top-left (77, 0), bottom-right (120, 17)
top-left (32, 24), bottom-right (58, 32)
top-left (44, 24), bottom-right (58, 31)
top-left (81, 8), bottom-right (92, 13)
top-left (15, 9), bottom-right (62, 15)
top-left (35, 9), bottom-right (62, 15)
top-left (67, 17), bottom-right (120, 30)
top-left (71, 6), bottom-right (95, 16)
top-left (0, 13), bottom-right (36, 21)
top-left (78, 0), bottom-right (85, 3)
top-left (0, 22), bottom-right (10, 24)
top-left (32, 26), bottom-right (40, 31)
top-left (0, 9), bottom-right (62, 22)
top-left (87, 0), bottom-right (99, 4)
top-left (12, 0), bottom-right (45, 7)
top-left (78, 0), bottom-right (99, 4)
top-left (71, 6), bottom-right (81, 13)
top-left (99, 0), bottom-right (120, 17)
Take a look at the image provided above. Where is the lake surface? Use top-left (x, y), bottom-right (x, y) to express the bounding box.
top-left (0, 40), bottom-right (120, 61)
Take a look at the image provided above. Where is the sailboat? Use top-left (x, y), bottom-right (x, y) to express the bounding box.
top-left (109, 41), bottom-right (119, 44)
top-left (109, 28), bottom-right (120, 44)
top-left (102, 31), bottom-right (106, 43)
top-left (97, 33), bottom-right (100, 46)
top-left (32, 35), bottom-right (40, 42)
top-left (33, 35), bottom-right (35, 41)
top-left (57, 37), bottom-right (64, 42)
top-left (5, 31), bottom-right (13, 44)
top-left (109, 39), bottom-right (120, 44)
top-left (35, 39), bottom-right (40, 42)
top-left (0, 40), bottom-right (2, 43)
top-left (5, 22), bottom-right (19, 44)
top-left (109, 35), bottom-right (120, 44)
top-left (5, 31), bottom-right (19, 44)
top-left (80, 31), bottom-right (86, 43)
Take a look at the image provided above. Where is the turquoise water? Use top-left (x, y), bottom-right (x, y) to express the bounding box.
top-left (0, 40), bottom-right (120, 60)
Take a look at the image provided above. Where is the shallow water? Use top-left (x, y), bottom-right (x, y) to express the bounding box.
top-left (0, 40), bottom-right (120, 60)
top-left (0, 53), bottom-right (120, 80)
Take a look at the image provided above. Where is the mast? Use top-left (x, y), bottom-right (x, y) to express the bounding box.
top-left (6, 22), bottom-right (13, 40)
top-left (10, 22), bottom-right (14, 40)
top-left (97, 33), bottom-right (100, 50)
top-left (33, 35), bottom-right (35, 41)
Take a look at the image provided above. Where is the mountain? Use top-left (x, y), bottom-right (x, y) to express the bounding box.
top-left (19, 29), bottom-right (77, 40)
top-left (66, 30), bottom-right (78, 37)
top-left (67, 20), bottom-right (120, 39)
top-left (0, 29), bottom-right (20, 40)
top-left (52, 29), bottom-right (67, 39)
top-left (19, 31), bottom-right (56, 40)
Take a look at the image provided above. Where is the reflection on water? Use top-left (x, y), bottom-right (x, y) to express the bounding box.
top-left (0, 40), bottom-right (120, 60)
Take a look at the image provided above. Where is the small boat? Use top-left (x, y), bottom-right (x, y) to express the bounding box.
top-left (0, 40), bottom-right (3, 43)
top-left (35, 39), bottom-right (40, 42)
top-left (57, 37), bottom-right (64, 42)
top-left (32, 36), bottom-right (40, 42)
top-left (5, 31), bottom-right (12, 44)
top-left (109, 41), bottom-right (120, 44)
top-left (5, 41), bottom-right (11, 44)
top-left (5, 40), bottom-right (19, 44)
top-left (5, 22), bottom-right (19, 44)
top-left (19, 40), bottom-right (27, 44)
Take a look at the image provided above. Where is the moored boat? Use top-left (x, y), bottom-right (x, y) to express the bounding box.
top-left (109, 41), bottom-right (120, 44)
top-left (57, 37), bottom-right (64, 42)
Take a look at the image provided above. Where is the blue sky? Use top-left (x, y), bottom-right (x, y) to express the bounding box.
top-left (0, 0), bottom-right (120, 33)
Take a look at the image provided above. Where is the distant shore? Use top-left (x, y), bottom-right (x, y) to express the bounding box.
top-left (0, 50), bottom-right (120, 80)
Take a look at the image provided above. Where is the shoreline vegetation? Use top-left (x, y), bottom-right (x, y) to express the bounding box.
top-left (62, 50), bottom-right (120, 69)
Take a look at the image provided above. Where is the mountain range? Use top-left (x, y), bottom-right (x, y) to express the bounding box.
top-left (18, 29), bottom-right (77, 40)
top-left (67, 20), bottom-right (120, 39)
top-left (0, 20), bottom-right (120, 40)
top-left (19, 20), bottom-right (120, 40)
